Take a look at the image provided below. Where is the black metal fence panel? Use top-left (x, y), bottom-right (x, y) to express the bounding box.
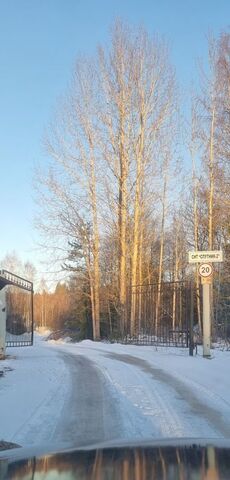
top-left (101, 281), bottom-right (192, 348)
top-left (213, 282), bottom-right (230, 346)
top-left (100, 279), bottom-right (230, 349)
top-left (127, 281), bottom-right (191, 332)
top-left (121, 328), bottom-right (189, 347)
top-left (5, 285), bottom-right (33, 347)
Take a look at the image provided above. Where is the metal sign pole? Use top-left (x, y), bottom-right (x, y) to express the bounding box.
top-left (188, 250), bottom-right (223, 359)
top-left (202, 283), bottom-right (211, 357)
top-left (189, 282), bottom-right (194, 356)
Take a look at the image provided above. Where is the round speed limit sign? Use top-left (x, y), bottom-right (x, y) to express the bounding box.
top-left (198, 263), bottom-right (213, 278)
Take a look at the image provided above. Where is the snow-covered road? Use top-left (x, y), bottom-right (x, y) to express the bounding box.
top-left (1, 336), bottom-right (230, 450)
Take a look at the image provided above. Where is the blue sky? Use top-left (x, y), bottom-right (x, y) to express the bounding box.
top-left (0, 0), bottom-right (229, 274)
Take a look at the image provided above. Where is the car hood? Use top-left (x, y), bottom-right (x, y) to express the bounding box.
top-left (1, 438), bottom-right (230, 479)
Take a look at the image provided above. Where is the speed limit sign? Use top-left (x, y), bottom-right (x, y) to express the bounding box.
top-left (198, 263), bottom-right (213, 278)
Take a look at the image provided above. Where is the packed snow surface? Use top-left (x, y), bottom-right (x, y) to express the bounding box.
top-left (1, 335), bottom-right (230, 450)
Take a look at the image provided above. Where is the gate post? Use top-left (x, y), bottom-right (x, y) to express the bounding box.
top-left (189, 282), bottom-right (194, 356)
top-left (0, 287), bottom-right (6, 359)
top-left (32, 286), bottom-right (34, 346)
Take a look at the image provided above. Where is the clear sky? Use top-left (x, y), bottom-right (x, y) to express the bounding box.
top-left (0, 0), bottom-right (229, 275)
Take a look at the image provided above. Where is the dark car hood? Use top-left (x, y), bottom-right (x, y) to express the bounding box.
top-left (1, 438), bottom-right (230, 479)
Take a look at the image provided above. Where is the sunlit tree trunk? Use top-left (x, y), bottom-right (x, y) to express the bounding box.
top-left (130, 103), bottom-right (145, 335)
top-left (172, 223), bottom-right (179, 329)
top-left (208, 106), bottom-right (215, 250)
top-left (191, 123), bottom-right (202, 331)
top-left (155, 175), bottom-right (167, 330)
top-left (208, 106), bottom-right (216, 336)
top-left (138, 228), bottom-right (143, 332)
top-left (90, 149), bottom-right (100, 339)
top-left (118, 106), bottom-right (128, 334)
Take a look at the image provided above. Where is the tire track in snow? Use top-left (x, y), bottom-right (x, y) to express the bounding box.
top-left (105, 353), bottom-right (230, 438)
top-left (95, 355), bottom-right (187, 438)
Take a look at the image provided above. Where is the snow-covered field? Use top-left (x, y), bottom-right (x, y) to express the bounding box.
top-left (1, 334), bottom-right (230, 451)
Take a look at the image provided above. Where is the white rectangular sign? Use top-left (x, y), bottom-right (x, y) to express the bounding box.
top-left (188, 250), bottom-right (223, 263)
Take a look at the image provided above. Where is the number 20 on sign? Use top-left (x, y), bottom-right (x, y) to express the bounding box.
top-left (198, 263), bottom-right (213, 278)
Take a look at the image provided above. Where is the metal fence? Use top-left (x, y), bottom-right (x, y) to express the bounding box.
top-left (122, 328), bottom-right (189, 348)
top-left (0, 270), bottom-right (34, 348)
top-left (119, 280), bottom-right (230, 349)
top-left (99, 281), bottom-right (194, 348)
top-left (5, 285), bottom-right (33, 347)
top-left (213, 282), bottom-right (230, 347)
top-left (123, 281), bottom-right (192, 347)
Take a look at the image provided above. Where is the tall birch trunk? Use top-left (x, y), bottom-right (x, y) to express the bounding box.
top-left (172, 226), bottom-right (179, 329)
top-left (208, 106), bottom-right (215, 250)
top-left (192, 152), bottom-right (202, 331)
top-left (90, 152), bottom-right (100, 339)
top-left (84, 243), bottom-right (96, 339)
top-left (130, 110), bottom-right (145, 336)
top-left (90, 278), bottom-right (96, 338)
top-left (138, 228), bottom-right (143, 332)
top-left (118, 107), bottom-right (128, 334)
top-left (155, 175), bottom-right (167, 330)
top-left (208, 106), bottom-right (215, 335)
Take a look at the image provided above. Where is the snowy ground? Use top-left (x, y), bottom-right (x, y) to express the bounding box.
top-left (1, 334), bottom-right (230, 451)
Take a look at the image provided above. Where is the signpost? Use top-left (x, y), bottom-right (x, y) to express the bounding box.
top-left (188, 251), bottom-right (223, 358)
top-left (188, 250), bottom-right (223, 264)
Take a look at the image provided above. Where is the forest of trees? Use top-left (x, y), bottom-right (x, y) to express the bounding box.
top-left (2, 23), bottom-right (229, 340)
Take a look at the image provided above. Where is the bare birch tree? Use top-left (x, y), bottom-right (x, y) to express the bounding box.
top-left (36, 20), bottom-right (178, 338)
top-left (190, 32), bottom-right (230, 332)
top-left (97, 23), bottom-right (177, 335)
top-left (197, 34), bottom-right (230, 251)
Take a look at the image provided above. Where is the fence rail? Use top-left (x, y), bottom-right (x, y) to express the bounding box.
top-left (100, 281), bottom-right (194, 349)
top-left (127, 281), bottom-right (192, 334)
top-left (121, 328), bottom-right (189, 348)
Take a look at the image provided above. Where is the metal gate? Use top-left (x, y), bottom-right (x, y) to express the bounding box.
top-left (213, 282), bottom-right (230, 346)
top-left (123, 281), bottom-right (193, 348)
top-left (0, 270), bottom-right (34, 347)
